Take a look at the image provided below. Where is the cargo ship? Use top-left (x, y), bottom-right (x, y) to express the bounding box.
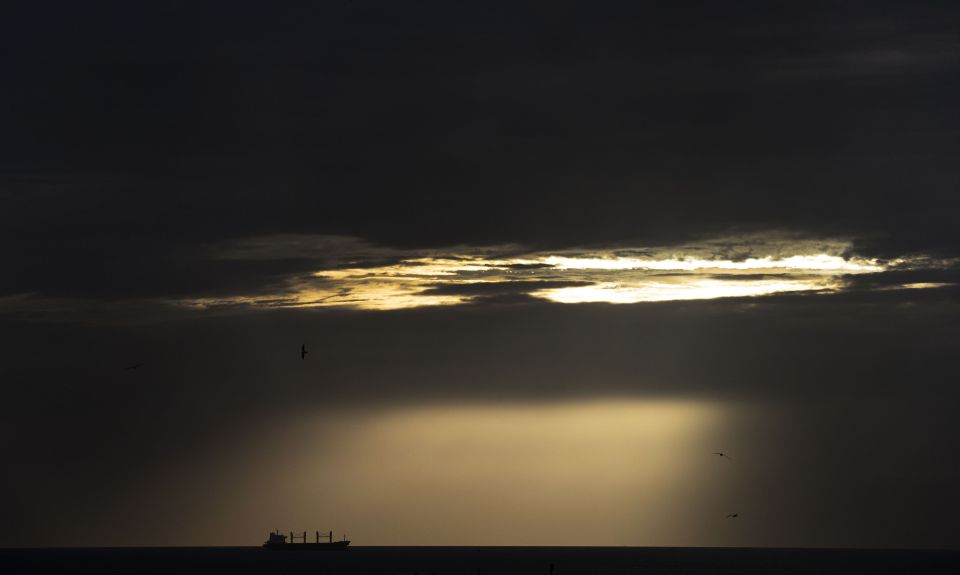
top-left (262, 530), bottom-right (350, 550)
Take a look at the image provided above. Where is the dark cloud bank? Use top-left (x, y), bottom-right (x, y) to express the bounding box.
top-left (2, 0), bottom-right (960, 549)
top-left (3, 1), bottom-right (960, 300)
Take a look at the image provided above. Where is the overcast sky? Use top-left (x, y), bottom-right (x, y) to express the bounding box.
top-left (2, 1), bottom-right (959, 548)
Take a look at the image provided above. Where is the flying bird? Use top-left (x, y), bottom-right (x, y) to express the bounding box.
top-left (124, 363), bottom-right (144, 371)
top-left (726, 513), bottom-right (739, 518)
top-left (713, 452), bottom-right (733, 459)
top-left (301, 344), bottom-right (308, 360)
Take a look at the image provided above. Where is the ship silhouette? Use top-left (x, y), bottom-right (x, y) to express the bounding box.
top-left (263, 530), bottom-right (350, 550)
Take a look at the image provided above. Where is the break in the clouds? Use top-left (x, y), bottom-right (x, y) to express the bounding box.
top-left (180, 234), bottom-right (946, 310)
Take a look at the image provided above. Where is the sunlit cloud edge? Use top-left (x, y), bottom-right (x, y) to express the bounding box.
top-left (176, 235), bottom-right (952, 311)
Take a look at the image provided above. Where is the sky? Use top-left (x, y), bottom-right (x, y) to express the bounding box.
top-left (2, 1), bottom-right (959, 548)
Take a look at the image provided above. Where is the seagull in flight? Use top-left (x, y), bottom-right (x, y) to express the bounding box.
top-left (713, 452), bottom-right (733, 459)
top-left (124, 363), bottom-right (144, 371)
top-left (726, 513), bottom-right (739, 518)
top-left (301, 344), bottom-right (308, 360)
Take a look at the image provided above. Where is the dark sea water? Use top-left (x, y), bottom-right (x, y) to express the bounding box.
top-left (2, 546), bottom-right (958, 575)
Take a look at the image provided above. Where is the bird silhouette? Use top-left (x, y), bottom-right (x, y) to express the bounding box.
top-left (713, 452), bottom-right (732, 459)
top-left (124, 363), bottom-right (144, 371)
top-left (726, 513), bottom-right (739, 518)
top-left (301, 344), bottom-right (308, 360)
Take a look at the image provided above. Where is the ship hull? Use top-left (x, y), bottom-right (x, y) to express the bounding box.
top-left (263, 541), bottom-right (350, 550)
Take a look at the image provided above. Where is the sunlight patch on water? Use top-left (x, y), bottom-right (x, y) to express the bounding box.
top-left (228, 400), bottom-right (735, 546)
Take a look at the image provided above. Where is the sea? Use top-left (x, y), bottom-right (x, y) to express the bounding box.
top-left (2, 546), bottom-right (957, 575)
